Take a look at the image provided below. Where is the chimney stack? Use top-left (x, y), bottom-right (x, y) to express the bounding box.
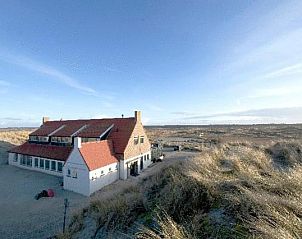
top-left (74, 137), bottom-right (82, 148)
top-left (42, 117), bottom-right (50, 124)
top-left (134, 110), bottom-right (141, 123)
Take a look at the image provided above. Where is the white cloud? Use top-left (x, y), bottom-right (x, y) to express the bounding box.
top-left (179, 107), bottom-right (302, 124)
top-left (0, 51), bottom-right (113, 100)
top-left (263, 63), bottom-right (302, 79)
top-left (248, 86), bottom-right (302, 99)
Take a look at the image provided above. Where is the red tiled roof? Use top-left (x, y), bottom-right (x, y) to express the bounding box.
top-left (107, 119), bottom-right (136, 154)
top-left (9, 142), bottom-right (72, 161)
top-left (79, 140), bottom-right (118, 171)
top-left (30, 118), bottom-right (136, 155)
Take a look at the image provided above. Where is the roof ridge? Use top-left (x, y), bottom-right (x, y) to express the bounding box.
top-left (47, 117), bottom-right (135, 123)
top-left (81, 139), bottom-right (112, 145)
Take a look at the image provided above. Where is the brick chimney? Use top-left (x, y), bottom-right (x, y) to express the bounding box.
top-left (42, 117), bottom-right (50, 124)
top-left (134, 110), bottom-right (141, 123)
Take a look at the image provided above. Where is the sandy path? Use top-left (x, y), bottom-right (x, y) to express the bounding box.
top-left (0, 165), bottom-right (89, 239)
top-left (0, 150), bottom-right (197, 239)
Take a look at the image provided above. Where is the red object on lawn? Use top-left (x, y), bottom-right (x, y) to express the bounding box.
top-left (47, 189), bottom-right (54, 197)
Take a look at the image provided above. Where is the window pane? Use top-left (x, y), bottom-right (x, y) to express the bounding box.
top-left (51, 161), bottom-right (56, 171)
top-left (45, 160), bottom-right (50, 170)
top-left (26, 156), bottom-right (32, 167)
top-left (58, 162), bottom-right (63, 172)
top-left (35, 158), bottom-right (39, 167)
top-left (40, 159), bottom-right (44, 168)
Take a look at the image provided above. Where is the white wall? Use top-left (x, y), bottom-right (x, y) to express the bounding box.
top-left (120, 151), bottom-right (152, 180)
top-left (63, 149), bottom-right (90, 196)
top-left (89, 162), bottom-right (119, 195)
top-left (8, 152), bottom-right (64, 177)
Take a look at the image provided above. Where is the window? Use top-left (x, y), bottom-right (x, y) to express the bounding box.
top-left (144, 155), bottom-right (147, 161)
top-left (40, 159), bottom-right (44, 168)
top-left (20, 155), bottom-right (26, 165)
top-left (13, 153), bottom-right (18, 162)
top-left (51, 161), bottom-right (56, 171)
top-left (140, 136), bottom-right (144, 144)
top-left (57, 162), bottom-right (63, 172)
top-left (34, 158), bottom-right (39, 167)
top-left (26, 156), bottom-right (32, 167)
top-left (45, 160), bottom-right (50, 170)
top-left (134, 136), bottom-right (139, 145)
top-left (109, 167), bottom-right (112, 173)
top-left (101, 170), bottom-right (104, 175)
top-left (72, 170), bottom-right (77, 178)
top-left (67, 169), bottom-right (71, 177)
top-left (147, 154), bottom-right (150, 160)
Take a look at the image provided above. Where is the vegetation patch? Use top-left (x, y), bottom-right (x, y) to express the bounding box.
top-left (58, 141), bottom-right (302, 239)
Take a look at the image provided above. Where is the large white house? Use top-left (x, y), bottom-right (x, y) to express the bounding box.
top-left (8, 111), bottom-right (152, 196)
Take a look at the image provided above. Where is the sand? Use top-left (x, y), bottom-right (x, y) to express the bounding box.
top-left (0, 150), bottom-right (197, 239)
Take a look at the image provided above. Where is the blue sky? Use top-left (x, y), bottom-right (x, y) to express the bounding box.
top-left (0, 0), bottom-right (302, 126)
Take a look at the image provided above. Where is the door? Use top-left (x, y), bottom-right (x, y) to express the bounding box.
top-left (130, 161), bottom-right (139, 176)
top-left (140, 156), bottom-right (143, 170)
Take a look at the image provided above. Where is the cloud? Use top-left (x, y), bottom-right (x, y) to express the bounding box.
top-left (0, 51), bottom-right (112, 99)
top-left (263, 63), bottom-right (302, 79)
top-left (170, 111), bottom-right (196, 116)
top-left (0, 117), bottom-right (40, 128)
top-left (182, 107), bottom-right (302, 124)
top-left (247, 86), bottom-right (302, 99)
top-left (0, 117), bottom-right (22, 121)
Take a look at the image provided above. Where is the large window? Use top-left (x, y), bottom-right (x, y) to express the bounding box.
top-left (34, 158), bottom-right (39, 167)
top-left (26, 156), bottom-right (32, 167)
top-left (57, 162), bottom-right (63, 172)
top-left (45, 160), bottom-right (50, 170)
top-left (20, 155), bottom-right (32, 167)
top-left (13, 153), bottom-right (18, 162)
top-left (51, 161), bottom-right (56, 171)
top-left (20, 155), bottom-right (25, 165)
top-left (40, 159), bottom-right (44, 168)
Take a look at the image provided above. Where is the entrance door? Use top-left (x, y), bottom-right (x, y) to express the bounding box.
top-left (130, 161), bottom-right (138, 176)
top-left (140, 156), bottom-right (143, 170)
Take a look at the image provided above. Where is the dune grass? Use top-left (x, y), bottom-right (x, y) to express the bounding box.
top-left (58, 141), bottom-right (302, 239)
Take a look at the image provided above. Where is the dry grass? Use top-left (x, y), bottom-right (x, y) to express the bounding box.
top-left (0, 130), bottom-right (32, 145)
top-left (185, 142), bottom-right (302, 238)
top-left (59, 141), bottom-right (302, 239)
top-left (0, 130), bottom-right (33, 164)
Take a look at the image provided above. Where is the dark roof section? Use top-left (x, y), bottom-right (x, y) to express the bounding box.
top-left (51, 121), bottom-right (88, 137)
top-left (9, 142), bottom-right (73, 161)
top-left (79, 140), bottom-right (118, 171)
top-left (76, 120), bottom-right (113, 137)
top-left (30, 121), bottom-right (64, 136)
